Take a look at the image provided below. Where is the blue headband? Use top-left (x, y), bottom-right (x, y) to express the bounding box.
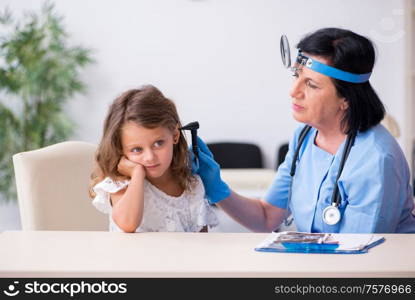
top-left (296, 51), bottom-right (371, 83)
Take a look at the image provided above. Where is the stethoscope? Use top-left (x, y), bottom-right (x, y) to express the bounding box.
top-left (289, 125), bottom-right (356, 225)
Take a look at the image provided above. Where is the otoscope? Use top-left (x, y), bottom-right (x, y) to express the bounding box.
top-left (180, 121), bottom-right (199, 160)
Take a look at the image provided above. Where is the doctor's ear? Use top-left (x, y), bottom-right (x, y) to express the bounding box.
top-left (340, 98), bottom-right (349, 111)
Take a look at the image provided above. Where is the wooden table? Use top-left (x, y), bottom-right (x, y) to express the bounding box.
top-left (0, 231), bottom-right (414, 277)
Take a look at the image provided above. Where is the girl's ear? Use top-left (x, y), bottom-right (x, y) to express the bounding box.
top-left (173, 127), bottom-right (180, 144)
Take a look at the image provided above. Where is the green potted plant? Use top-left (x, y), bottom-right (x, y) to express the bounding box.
top-left (0, 2), bottom-right (93, 202)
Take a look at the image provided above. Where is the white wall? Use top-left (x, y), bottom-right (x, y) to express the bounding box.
top-left (1, 0), bottom-right (412, 169)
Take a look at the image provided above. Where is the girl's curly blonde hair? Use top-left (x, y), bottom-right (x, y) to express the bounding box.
top-left (89, 85), bottom-right (194, 197)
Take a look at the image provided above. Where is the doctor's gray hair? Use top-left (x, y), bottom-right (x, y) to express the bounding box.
top-left (297, 27), bottom-right (385, 134)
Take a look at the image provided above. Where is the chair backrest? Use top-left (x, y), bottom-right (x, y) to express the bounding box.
top-left (13, 141), bottom-right (107, 231)
top-left (381, 113), bottom-right (400, 138)
top-left (206, 142), bottom-right (263, 168)
top-left (276, 143), bottom-right (289, 170)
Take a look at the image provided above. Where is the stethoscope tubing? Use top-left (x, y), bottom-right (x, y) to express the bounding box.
top-left (289, 125), bottom-right (356, 225)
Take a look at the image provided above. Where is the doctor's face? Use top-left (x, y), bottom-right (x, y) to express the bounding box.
top-left (289, 55), bottom-right (348, 131)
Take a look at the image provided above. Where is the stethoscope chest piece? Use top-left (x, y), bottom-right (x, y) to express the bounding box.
top-left (322, 204), bottom-right (341, 225)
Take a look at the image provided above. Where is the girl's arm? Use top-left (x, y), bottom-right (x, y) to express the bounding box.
top-left (111, 157), bottom-right (146, 233)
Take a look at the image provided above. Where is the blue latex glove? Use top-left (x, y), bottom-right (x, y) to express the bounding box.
top-left (189, 137), bottom-right (231, 204)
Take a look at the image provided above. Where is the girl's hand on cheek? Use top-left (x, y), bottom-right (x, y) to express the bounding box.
top-left (117, 156), bottom-right (145, 179)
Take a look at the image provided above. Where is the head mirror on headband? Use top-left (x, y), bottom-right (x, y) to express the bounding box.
top-left (280, 35), bottom-right (291, 69)
top-left (280, 34), bottom-right (371, 83)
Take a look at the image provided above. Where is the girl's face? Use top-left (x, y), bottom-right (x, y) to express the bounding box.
top-left (121, 121), bottom-right (179, 180)
top-left (289, 54), bottom-right (348, 131)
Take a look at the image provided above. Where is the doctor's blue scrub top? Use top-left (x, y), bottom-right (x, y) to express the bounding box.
top-left (265, 124), bottom-right (415, 233)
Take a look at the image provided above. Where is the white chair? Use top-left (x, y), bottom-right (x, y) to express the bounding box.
top-left (381, 113), bottom-right (400, 138)
top-left (13, 141), bottom-right (107, 231)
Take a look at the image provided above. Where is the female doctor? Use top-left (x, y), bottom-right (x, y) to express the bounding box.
top-left (192, 27), bottom-right (415, 233)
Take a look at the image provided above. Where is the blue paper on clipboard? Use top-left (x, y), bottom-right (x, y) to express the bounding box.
top-left (255, 231), bottom-right (385, 254)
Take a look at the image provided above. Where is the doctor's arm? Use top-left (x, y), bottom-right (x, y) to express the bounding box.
top-left (339, 153), bottom-right (406, 233)
top-left (220, 128), bottom-right (301, 232)
top-left (192, 137), bottom-right (288, 232)
top-left (217, 191), bottom-right (288, 232)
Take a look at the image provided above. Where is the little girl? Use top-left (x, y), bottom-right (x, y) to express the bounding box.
top-left (90, 85), bottom-right (218, 233)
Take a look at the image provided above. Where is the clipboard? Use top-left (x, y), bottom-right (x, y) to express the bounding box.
top-left (255, 231), bottom-right (385, 254)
